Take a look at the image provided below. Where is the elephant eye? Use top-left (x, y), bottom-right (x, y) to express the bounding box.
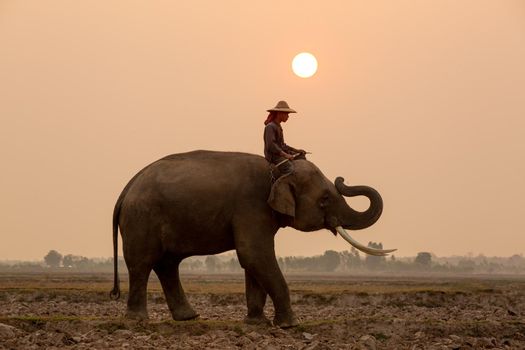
top-left (319, 193), bottom-right (330, 208)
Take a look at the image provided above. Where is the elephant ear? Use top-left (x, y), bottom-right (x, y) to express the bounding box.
top-left (268, 174), bottom-right (296, 217)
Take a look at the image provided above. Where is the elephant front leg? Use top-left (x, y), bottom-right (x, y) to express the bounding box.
top-left (237, 249), bottom-right (299, 328)
top-left (244, 271), bottom-right (271, 325)
top-left (154, 257), bottom-right (199, 321)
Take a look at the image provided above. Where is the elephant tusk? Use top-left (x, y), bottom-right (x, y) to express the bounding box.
top-left (335, 226), bottom-right (397, 257)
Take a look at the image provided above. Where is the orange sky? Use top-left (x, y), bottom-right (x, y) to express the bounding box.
top-left (1, 1), bottom-right (524, 260)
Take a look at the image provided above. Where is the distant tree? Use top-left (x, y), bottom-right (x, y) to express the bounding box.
top-left (320, 250), bottom-right (341, 271)
top-left (336, 249), bottom-right (362, 271)
top-left (350, 248), bottom-right (361, 267)
top-left (63, 254), bottom-right (90, 269)
top-left (44, 250), bottom-right (62, 268)
top-left (415, 252), bottom-right (432, 268)
top-left (277, 257), bottom-right (285, 270)
top-left (509, 254), bottom-right (525, 267)
top-left (338, 250), bottom-right (351, 271)
top-left (365, 242), bottom-right (386, 269)
top-left (457, 259), bottom-right (476, 272)
top-left (348, 248), bottom-right (361, 269)
top-left (205, 255), bottom-right (220, 272)
top-left (180, 258), bottom-right (204, 271)
top-left (227, 257), bottom-right (241, 272)
top-left (76, 257), bottom-right (91, 269)
top-left (63, 254), bottom-right (74, 267)
top-left (284, 256), bottom-right (297, 271)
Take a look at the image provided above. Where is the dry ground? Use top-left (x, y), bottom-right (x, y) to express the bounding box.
top-left (0, 272), bottom-right (524, 349)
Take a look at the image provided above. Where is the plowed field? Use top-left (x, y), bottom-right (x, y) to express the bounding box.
top-left (1, 273), bottom-right (524, 349)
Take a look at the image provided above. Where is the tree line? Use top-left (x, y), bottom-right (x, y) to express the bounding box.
top-left (1, 245), bottom-right (524, 274)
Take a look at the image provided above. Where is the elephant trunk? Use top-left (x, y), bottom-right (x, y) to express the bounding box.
top-left (334, 177), bottom-right (383, 230)
top-left (333, 177), bottom-right (395, 256)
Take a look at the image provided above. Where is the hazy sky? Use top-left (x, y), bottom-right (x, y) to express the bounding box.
top-left (1, 1), bottom-right (524, 260)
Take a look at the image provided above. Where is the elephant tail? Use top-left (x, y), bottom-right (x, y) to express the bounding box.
top-left (109, 162), bottom-right (155, 301)
top-left (109, 197), bottom-right (122, 300)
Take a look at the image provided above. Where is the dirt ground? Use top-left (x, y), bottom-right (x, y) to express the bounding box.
top-left (0, 273), bottom-right (524, 349)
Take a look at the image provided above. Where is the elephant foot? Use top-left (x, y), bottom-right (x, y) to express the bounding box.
top-left (273, 312), bottom-right (299, 329)
top-left (244, 314), bottom-right (272, 326)
top-left (171, 307), bottom-right (199, 321)
top-left (125, 309), bottom-right (148, 320)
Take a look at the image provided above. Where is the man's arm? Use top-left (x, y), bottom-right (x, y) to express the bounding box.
top-left (264, 125), bottom-right (294, 159)
top-left (283, 144), bottom-right (299, 154)
top-left (283, 143), bottom-right (306, 155)
top-left (264, 125), bottom-right (284, 155)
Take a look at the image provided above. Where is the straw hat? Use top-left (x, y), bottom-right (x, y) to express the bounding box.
top-left (267, 100), bottom-right (297, 113)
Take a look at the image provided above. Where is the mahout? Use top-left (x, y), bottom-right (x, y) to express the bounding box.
top-left (109, 150), bottom-right (394, 327)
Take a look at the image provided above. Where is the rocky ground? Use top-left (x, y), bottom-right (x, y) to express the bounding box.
top-left (0, 273), bottom-right (524, 349)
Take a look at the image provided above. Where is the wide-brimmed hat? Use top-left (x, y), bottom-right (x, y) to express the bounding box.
top-left (267, 100), bottom-right (297, 113)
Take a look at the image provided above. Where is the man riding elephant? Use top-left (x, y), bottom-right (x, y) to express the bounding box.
top-left (263, 100), bottom-right (307, 177)
top-left (109, 100), bottom-right (395, 328)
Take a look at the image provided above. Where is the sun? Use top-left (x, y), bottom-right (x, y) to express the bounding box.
top-left (292, 52), bottom-right (318, 78)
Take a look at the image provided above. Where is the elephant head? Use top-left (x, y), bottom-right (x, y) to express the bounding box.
top-left (268, 159), bottom-right (395, 256)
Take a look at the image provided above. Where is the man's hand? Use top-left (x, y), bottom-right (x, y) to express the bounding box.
top-left (279, 150), bottom-right (295, 160)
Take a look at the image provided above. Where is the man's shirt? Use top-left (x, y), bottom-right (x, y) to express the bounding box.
top-left (263, 122), bottom-right (298, 163)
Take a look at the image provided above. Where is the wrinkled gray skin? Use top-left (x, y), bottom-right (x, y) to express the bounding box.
top-left (110, 150), bottom-right (382, 328)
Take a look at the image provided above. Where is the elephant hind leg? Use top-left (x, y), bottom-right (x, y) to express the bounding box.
top-left (244, 271), bottom-right (271, 325)
top-left (154, 256), bottom-right (198, 321)
top-left (126, 267), bottom-right (152, 320)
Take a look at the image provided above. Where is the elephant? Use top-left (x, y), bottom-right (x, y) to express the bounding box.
top-left (109, 150), bottom-right (394, 328)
